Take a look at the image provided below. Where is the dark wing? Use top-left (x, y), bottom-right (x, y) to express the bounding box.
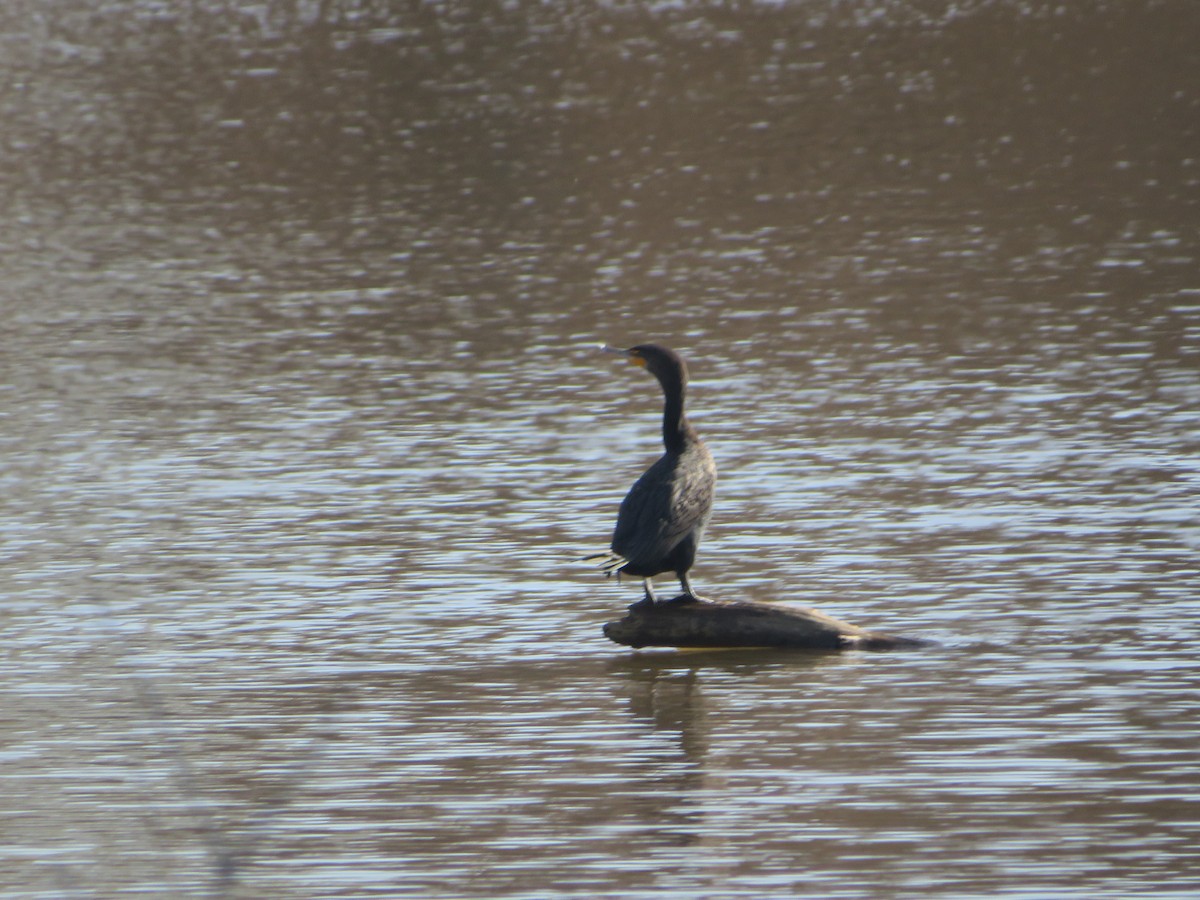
top-left (612, 446), bottom-right (716, 571)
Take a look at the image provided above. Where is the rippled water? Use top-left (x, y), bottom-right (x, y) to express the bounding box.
top-left (2, 1), bottom-right (1199, 897)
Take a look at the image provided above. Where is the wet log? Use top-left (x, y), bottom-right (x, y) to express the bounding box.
top-left (603, 596), bottom-right (929, 651)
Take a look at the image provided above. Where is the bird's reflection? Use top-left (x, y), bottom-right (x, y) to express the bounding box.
top-left (605, 650), bottom-right (837, 849)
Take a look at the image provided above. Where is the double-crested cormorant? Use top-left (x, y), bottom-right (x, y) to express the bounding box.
top-left (589, 343), bottom-right (717, 604)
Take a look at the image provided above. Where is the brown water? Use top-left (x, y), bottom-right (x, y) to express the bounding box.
top-left (2, 1), bottom-right (1199, 897)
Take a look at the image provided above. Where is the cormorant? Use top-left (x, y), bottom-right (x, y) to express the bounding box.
top-left (589, 343), bottom-right (717, 604)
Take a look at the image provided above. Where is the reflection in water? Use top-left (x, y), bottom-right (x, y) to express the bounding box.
top-left (2, 0), bottom-right (1199, 897)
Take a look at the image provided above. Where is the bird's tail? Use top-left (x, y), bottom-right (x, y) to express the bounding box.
top-left (582, 551), bottom-right (627, 579)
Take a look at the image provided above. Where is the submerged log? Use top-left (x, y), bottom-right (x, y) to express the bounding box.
top-left (603, 596), bottom-right (930, 651)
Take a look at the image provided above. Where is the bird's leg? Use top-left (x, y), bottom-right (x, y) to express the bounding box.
top-left (642, 578), bottom-right (658, 605)
top-left (677, 573), bottom-right (704, 603)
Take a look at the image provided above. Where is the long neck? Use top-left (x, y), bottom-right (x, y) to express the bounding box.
top-left (657, 367), bottom-right (693, 453)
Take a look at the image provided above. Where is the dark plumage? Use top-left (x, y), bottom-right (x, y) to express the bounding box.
top-left (591, 343), bottom-right (717, 604)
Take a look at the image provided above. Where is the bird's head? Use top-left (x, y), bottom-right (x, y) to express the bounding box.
top-left (601, 343), bottom-right (687, 384)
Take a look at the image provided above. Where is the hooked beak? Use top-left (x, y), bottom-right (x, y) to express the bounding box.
top-left (599, 344), bottom-right (646, 367)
